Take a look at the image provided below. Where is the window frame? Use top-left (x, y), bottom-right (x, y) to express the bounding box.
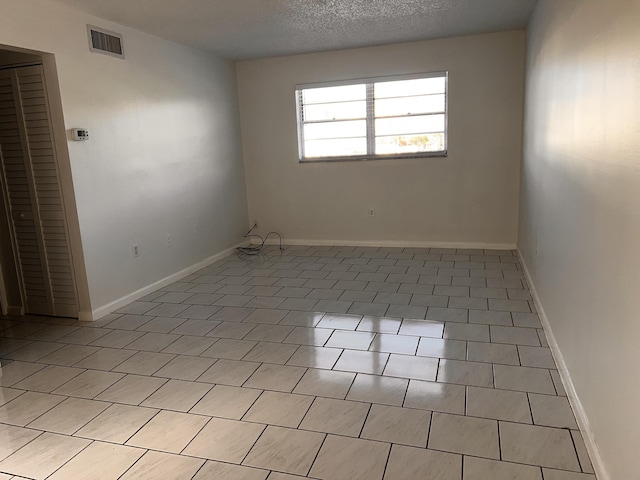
top-left (295, 71), bottom-right (448, 163)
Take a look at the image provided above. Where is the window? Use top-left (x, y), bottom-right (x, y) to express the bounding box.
top-left (296, 72), bottom-right (447, 162)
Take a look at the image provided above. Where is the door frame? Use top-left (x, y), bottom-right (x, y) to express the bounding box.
top-left (0, 44), bottom-right (92, 320)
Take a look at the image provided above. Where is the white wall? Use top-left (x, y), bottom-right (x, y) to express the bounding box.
top-left (236, 31), bottom-right (525, 248)
top-left (0, 0), bottom-right (249, 317)
top-left (520, 1), bottom-right (640, 479)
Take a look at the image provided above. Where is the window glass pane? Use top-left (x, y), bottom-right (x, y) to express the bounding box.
top-left (375, 77), bottom-right (446, 98)
top-left (304, 120), bottom-right (366, 140)
top-left (304, 137), bottom-right (367, 158)
top-left (304, 100), bottom-right (366, 122)
top-left (375, 94), bottom-right (445, 117)
top-left (375, 114), bottom-right (445, 136)
top-left (376, 133), bottom-right (445, 154)
top-left (302, 84), bottom-right (366, 104)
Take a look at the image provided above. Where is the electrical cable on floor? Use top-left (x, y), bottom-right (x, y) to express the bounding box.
top-left (236, 223), bottom-right (284, 256)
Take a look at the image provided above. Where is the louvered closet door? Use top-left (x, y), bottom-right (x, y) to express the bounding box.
top-left (0, 65), bottom-right (78, 317)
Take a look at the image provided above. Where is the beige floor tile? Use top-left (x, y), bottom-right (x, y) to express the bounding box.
top-left (244, 324), bottom-right (294, 343)
top-left (404, 379), bottom-right (465, 414)
top-left (466, 386), bottom-right (532, 423)
top-left (27, 397), bottom-right (110, 434)
top-left (267, 473), bottom-right (310, 480)
top-left (125, 332), bottom-right (181, 352)
top-left (244, 425), bottom-right (325, 476)
top-left (429, 412), bottom-right (499, 459)
top-left (193, 460), bottom-right (269, 480)
top-left (38, 344), bottom-right (101, 366)
top-left (126, 410), bottom-right (208, 453)
top-left (58, 327), bottom-right (112, 346)
top-left (398, 319), bottom-right (444, 338)
top-left (95, 374), bottom-right (167, 405)
top-left (152, 355), bottom-right (216, 381)
top-left (72, 347), bottom-right (136, 370)
top-left (183, 417), bottom-right (265, 462)
top-left (541, 469), bottom-right (596, 480)
top-left (519, 345), bottom-right (557, 368)
top-left (137, 316), bottom-right (187, 333)
top-left (317, 314), bottom-right (361, 331)
top-left (52, 370), bottom-right (124, 398)
top-left (550, 370), bottom-right (567, 396)
top-left (279, 311), bottom-right (324, 327)
top-left (383, 444), bottom-right (461, 480)
top-left (201, 338), bottom-right (258, 360)
top-left (48, 441), bottom-right (144, 480)
top-left (243, 342), bottom-right (299, 364)
top-left (310, 434), bottom-right (390, 480)
top-left (0, 424), bottom-right (41, 462)
top-left (490, 325), bottom-right (540, 346)
top-left (444, 323), bottom-right (490, 342)
top-left (112, 351), bottom-right (176, 376)
top-left (369, 333), bottom-right (419, 355)
top-left (75, 403), bottom-right (159, 443)
top-left (161, 335), bottom-right (218, 355)
top-left (198, 359), bottom-right (260, 386)
top-left (0, 432), bottom-right (90, 480)
top-left (208, 321), bottom-right (256, 339)
top-left (0, 387), bottom-right (23, 407)
top-left (140, 379), bottom-right (212, 412)
top-left (493, 364), bottom-right (556, 394)
top-left (4, 341), bottom-right (63, 362)
top-left (468, 309), bottom-right (512, 325)
top-left (383, 354), bottom-right (438, 381)
top-left (356, 316), bottom-right (401, 334)
top-left (299, 397), bottom-right (370, 436)
top-left (463, 456), bottom-right (542, 480)
top-left (191, 384), bottom-right (262, 419)
top-left (293, 368), bottom-right (356, 399)
top-left (416, 337), bottom-right (467, 360)
top-left (437, 359), bottom-right (493, 387)
top-left (243, 391), bottom-right (314, 427)
top-left (89, 329), bottom-right (145, 348)
top-left (325, 330), bottom-right (375, 350)
top-left (0, 361), bottom-right (45, 387)
top-left (286, 346), bottom-right (342, 369)
top-left (346, 373), bottom-right (408, 406)
top-left (119, 450), bottom-right (205, 480)
top-left (244, 309), bottom-right (288, 324)
top-left (243, 364), bottom-right (306, 392)
top-left (283, 326), bottom-right (334, 346)
top-left (529, 393), bottom-right (578, 429)
top-left (466, 341), bottom-right (519, 365)
top-left (333, 350), bottom-right (389, 375)
top-left (571, 430), bottom-right (595, 474)
top-left (12, 365), bottom-right (84, 393)
top-left (171, 319), bottom-right (219, 336)
top-left (0, 391), bottom-right (65, 426)
top-left (361, 404), bottom-right (431, 447)
top-left (500, 421), bottom-right (581, 471)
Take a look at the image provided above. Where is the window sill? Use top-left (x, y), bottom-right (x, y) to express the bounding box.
top-left (299, 151), bottom-right (448, 163)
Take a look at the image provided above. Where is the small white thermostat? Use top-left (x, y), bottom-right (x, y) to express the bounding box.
top-left (71, 128), bottom-right (90, 141)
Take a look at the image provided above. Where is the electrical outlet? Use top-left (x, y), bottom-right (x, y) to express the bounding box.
top-left (167, 235), bottom-right (173, 248)
top-left (132, 244), bottom-right (140, 257)
top-left (368, 208), bottom-right (375, 218)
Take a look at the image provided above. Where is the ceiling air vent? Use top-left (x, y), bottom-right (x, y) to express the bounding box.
top-left (87, 25), bottom-right (124, 59)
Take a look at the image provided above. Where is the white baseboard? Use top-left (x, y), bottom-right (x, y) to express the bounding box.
top-left (517, 249), bottom-right (609, 480)
top-left (87, 241), bottom-right (248, 321)
top-left (258, 238), bottom-right (517, 250)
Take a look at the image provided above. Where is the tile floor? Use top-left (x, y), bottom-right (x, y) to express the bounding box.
top-left (0, 245), bottom-right (596, 479)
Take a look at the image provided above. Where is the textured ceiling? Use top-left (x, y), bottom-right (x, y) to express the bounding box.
top-left (54, 0), bottom-right (538, 60)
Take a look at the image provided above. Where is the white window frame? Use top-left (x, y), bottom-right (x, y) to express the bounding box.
top-left (295, 71), bottom-right (448, 163)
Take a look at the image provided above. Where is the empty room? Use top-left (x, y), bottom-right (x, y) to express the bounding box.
top-left (0, 0), bottom-right (637, 479)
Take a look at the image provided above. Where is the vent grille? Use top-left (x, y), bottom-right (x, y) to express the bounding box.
top-left (88, 25), bottom-right (124, 59)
